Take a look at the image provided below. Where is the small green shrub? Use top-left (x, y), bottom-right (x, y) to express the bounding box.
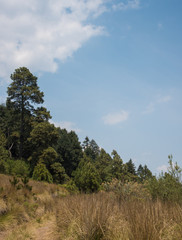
top-left (9, 176), bottom-right (22, 190)
top-left (32, 163), bottom-right (53, 183)
top-left (62, 179), bottom-right (79, 194)
top-left (147, 158), bottom-right (182, 202)
top-left (5, 159), bottom-right (30, 177)
top-left (147, 174), bottom-right (182, 202)
top-left (74, 157), bottom-right (101, 193)
top-left (50, 162), bottom-right (69, 184)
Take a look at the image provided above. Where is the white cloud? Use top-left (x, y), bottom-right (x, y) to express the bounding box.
top-left (103, 110), bottom-right (129, 125)
top-left (0, 0), bottom-right (107, 82)
top-left (157, 95), bottom-right (171, 103)
top-left (143, 95), bottom-right (172, 114)
top-left (50, 120), bottom-right (81, 133)
top-left (157, 164), bottom-right (168, 173)
top-left (112, 0), bottom-right (140, 11)
top-left (0, 0), bottom-right (142, 83)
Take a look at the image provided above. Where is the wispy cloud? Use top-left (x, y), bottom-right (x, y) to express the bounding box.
top-left (157, 95), bottom-right (171, 103)
top-left (50, 120), bottom-right (81, 133)
top-left (157, 23), bottom-right (163, 30)
top-left (112, 0), bottom-right (140, 11)
top-left (103, 110), bottom-right (129, 125)
top-left (142, 102), bottom-right (155, 114)
top-left (143, 95), bottom-right (172, 114)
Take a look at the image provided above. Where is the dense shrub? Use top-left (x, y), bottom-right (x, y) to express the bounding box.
top-left (62, 179), bottom-right (79, 194)
top-left (32, 163), bottom-right (53, 183)
top-left (147, 174), bottom-right (182, 202)
top-left (5, 159), bottom-right (30, 177)
top-left (50, 162), bottom-right (69, 184)
top-left (103, 179), bottom-right (151, 201)
top-left (74, 156), bottom-right (101, 193)
top-left (147, 159), bottom-right (182, 202)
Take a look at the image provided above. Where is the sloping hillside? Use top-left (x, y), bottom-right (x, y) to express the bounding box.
top-left (1, 174), bottom-right (182, 240)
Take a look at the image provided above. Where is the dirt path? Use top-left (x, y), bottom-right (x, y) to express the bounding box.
top-left (31, 215), bottom-right (58, 240)
top-left (0, 214), bottom-right (59, 240)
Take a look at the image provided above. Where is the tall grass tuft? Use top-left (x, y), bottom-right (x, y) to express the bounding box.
top-left (56, 193), bottom-right (182, 240)
top-left (56, 192), bottom-right (130, 240)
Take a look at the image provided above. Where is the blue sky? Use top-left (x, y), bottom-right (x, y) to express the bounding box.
top-left (0, 0), bottom-right (182, 174)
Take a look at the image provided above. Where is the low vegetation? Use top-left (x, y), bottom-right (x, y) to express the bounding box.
top-left (0, 173), bottom-right (182, 239)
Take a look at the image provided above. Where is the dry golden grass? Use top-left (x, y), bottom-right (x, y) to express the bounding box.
top-left (56, 192), bottom-right (126, 240)
top-left (1, 174), bottom-right (182, 240)
top-left (56, 193), bottom-right (182, 240)
top-left (0, 174), bottom-right (67, 239)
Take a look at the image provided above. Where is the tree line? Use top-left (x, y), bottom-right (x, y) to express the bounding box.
top-left (0, 67), bottom-right (182, 198)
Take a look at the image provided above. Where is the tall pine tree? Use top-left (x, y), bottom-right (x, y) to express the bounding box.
top-left (7, 67), bottom-right (44, 158)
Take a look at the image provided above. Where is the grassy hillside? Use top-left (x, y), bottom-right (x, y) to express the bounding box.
top-left (0, 174), bottom-right (182, 239)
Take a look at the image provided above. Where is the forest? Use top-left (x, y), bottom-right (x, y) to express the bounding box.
top-left (0, 67), bottom-right (182, 239)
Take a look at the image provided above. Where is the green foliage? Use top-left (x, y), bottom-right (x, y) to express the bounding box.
top-left (28, 122), bottom-right (59, 170)
top-left (5, 159), bottom-right (30, 177)
top-left (0, 104), bottom-right (7, 131)
top-left (137, 164), bottom-right (152, 182)
top-left (62, 179), bottom-right (79, 193)
top-left (28, 122), bottom-right (59, 150)
top-left (126, 159), bottom-right (136, 175)
top-left (50, 162), bottom-right (69, 184)
top-left (168, 154), bottom-right (182, 182)
top-left (0, 104), bottom-right (20, 159)
top-left (74, 155), bottom-right (101, 193)
top-left (39, 147), bottom-right (58, 167)
top-left (95, 148), bottom-right (113, 182)
top-left (147, 158), bottom-right (182, 202)
top-left (82, 137), bottom-right (100, 161)
top-left (111, 150), bottom-right (128, 181)
top-left (7, 67), bottom-right (44, 111)
top-left (148, 174), bottom-right (182, 202)
top-left (32, 163), bottom-right (53, 183)
top-left (0, 131), bottom-right (9, 173)
top-left (33, 107), bottom-right (51, 123)
top-left (56, 128), bottom-right (82, 176)
top-left (0, 130), bottom-right (7, 148)
top-left (7, 67), bottom-right (44, 158)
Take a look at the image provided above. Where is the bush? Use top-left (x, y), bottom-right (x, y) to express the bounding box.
top-left (147, 174), bottom-right (182, 202)
top-left (102, 178), bottom-right (151, 201)
top-left (74, 156), bottom-right (101, 193)
top-left (50, 162), bottom-right (69, 184)
top-left (62, 179), bottom-right (79, 194)
top-left (147, 158), bottom-right (182, 202)
top-left (39, 147), bottom-right (58, 167)
top-left (32, 163), bottom-right (53, 183)
top-left (5, 159), bottom-right (30, 177)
